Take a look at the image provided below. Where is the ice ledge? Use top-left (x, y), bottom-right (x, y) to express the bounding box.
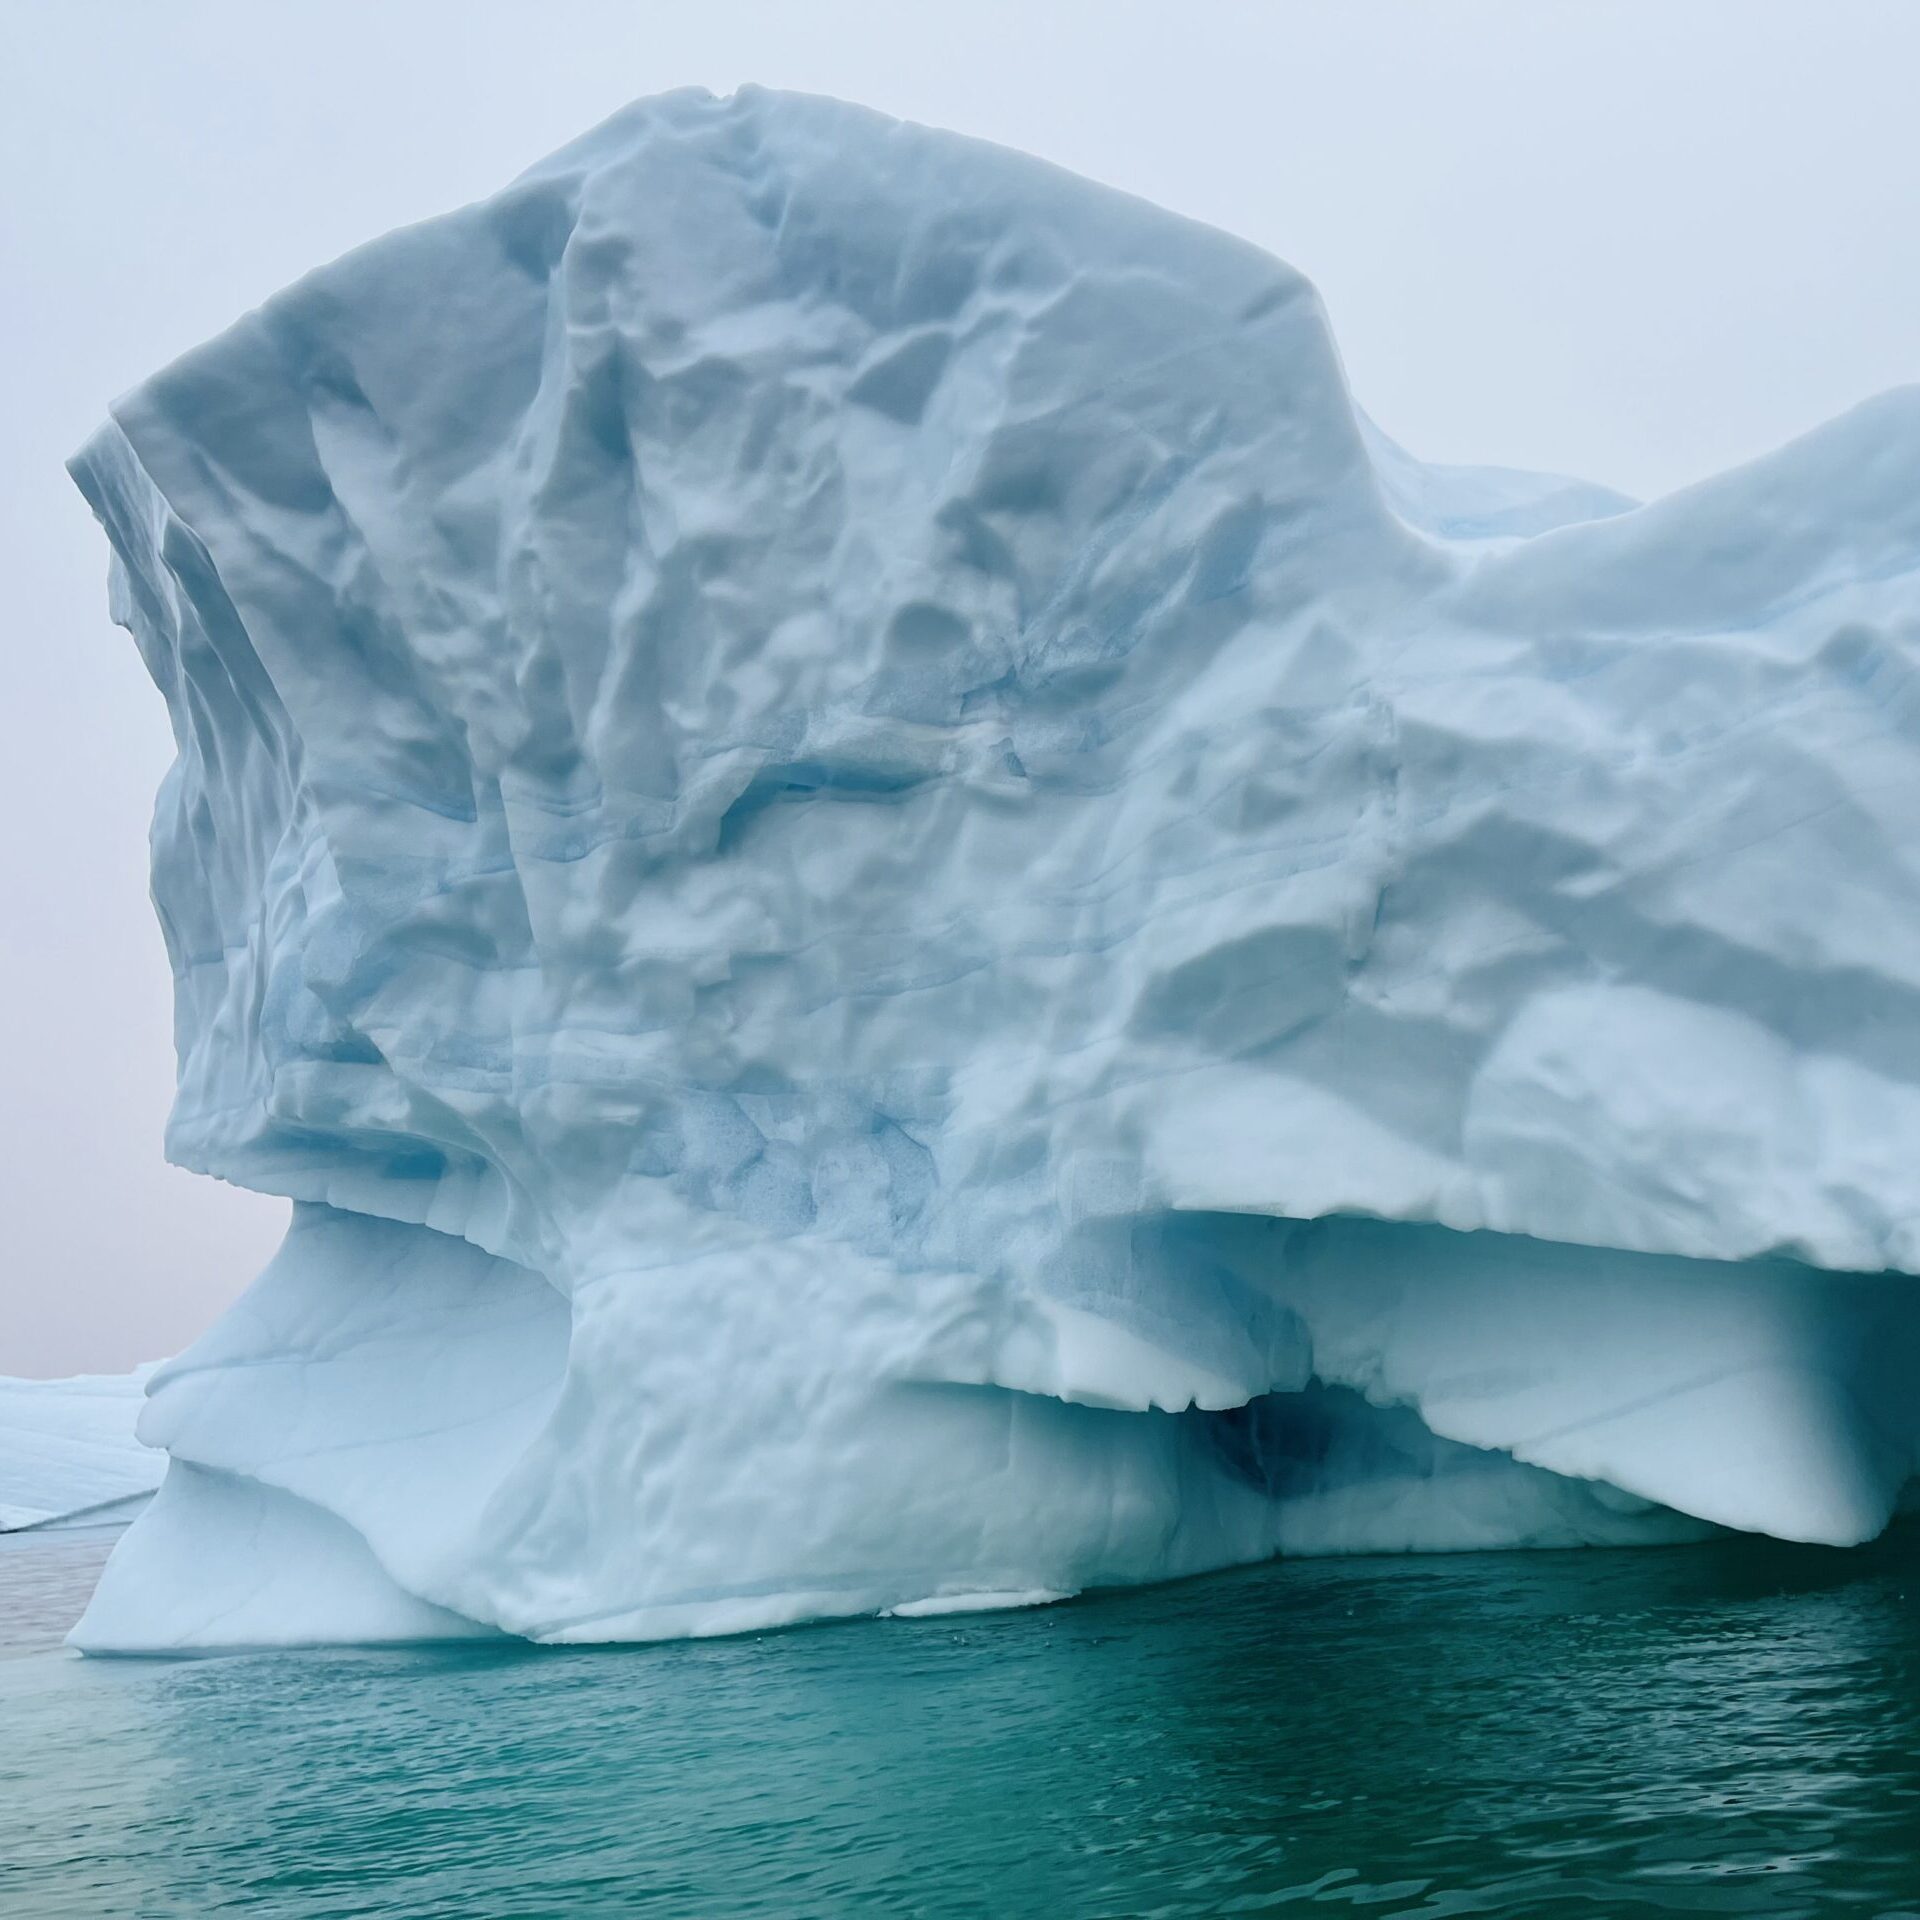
top-left (69, 1202), bottom-right (1918, 1653)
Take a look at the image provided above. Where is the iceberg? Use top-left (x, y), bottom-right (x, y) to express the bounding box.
top-left (67, 88), bottom-right (1920, 1650)
top-left (1, 1367), bottom-right (162, 1532)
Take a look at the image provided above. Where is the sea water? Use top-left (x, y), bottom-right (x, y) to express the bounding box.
top-left (5, 1526), bottom-right (1920, 1916)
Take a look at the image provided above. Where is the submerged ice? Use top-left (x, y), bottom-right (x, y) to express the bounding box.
top-left (67, 88), bottom-right (1920, 1650)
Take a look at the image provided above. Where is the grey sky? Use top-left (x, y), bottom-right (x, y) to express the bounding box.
top-left (3, 0), bottom-right (1917, 1375)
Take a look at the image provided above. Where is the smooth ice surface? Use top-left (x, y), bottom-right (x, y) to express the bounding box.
top-left (68, 87), bottom-right (1920, 1649)
top-left (0, 1367), bottom-right (161, 1531)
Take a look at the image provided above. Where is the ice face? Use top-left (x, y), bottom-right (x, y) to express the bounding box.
top-left (67, 88), bottom-right (1920, 1649)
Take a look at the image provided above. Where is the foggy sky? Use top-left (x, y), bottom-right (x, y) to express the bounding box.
top-left (3, 0), bottom-right (1917, 1374)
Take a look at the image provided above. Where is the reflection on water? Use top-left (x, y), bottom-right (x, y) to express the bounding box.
top-left (5, 1528), bottom-right (1920, 1916)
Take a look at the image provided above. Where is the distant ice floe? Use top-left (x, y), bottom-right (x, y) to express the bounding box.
top-left (0, 1367), bottom-right (161, 1532)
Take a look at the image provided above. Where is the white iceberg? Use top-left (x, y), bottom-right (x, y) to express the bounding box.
top-left (0, 1367), bottom-right (162, 1532)
top-left (66, 89), bottom-right (1920, 1650)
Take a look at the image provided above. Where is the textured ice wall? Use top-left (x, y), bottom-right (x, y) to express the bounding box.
top-left (69, 88), bottom-right (1920, 1649)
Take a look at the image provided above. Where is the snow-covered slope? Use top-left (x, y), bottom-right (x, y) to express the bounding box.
top-left (67, 88), bottom-right (1920, 1650)
top-left (0, 1368), bottom-right (161, 1532)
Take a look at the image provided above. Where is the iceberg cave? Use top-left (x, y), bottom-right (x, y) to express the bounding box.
top-left (67, 88), bottom-right (1920, 1650)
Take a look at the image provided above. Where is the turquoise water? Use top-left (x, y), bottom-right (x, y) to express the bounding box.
top-left (6, 1529), bottom-right (1920, 1916)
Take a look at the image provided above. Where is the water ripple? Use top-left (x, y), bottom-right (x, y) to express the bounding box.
top-left (5, 1530), bottom-right (1920, 1915)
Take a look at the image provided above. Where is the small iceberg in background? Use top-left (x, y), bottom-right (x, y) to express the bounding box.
top-left (1, 1366), bottom-right (162, 1532)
